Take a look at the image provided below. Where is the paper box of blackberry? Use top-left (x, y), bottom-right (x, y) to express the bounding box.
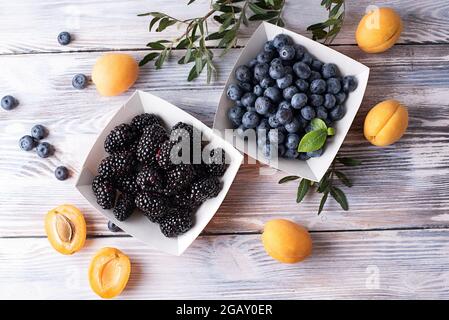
top-left (75, 91), bottom-right (243, 255)
top-left (213, 22), bottom-right (369, 181)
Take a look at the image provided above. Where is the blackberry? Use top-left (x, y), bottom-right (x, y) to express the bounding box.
top-left (159, 207), bottom-right (194, 238)
top-left (92, 175), bottom-right (116, 209)
top-left (104, 123), bottom-right (138, 154)
top-left (204, 148), bottom-right (228, 177)
top-left (113, 174), bottom-right (140, 195)
top-left (171, 191), bottom-right (194, 210)
top-left (98, 152), bottom-right (136, 178)
top-left (193, 163), bottom-right (209, 179)
top-left (190, 177), bottom-right (222, 205)
top-left (136, 124), bottom-right (168, 164)
top-left (113, 193), bottom-right (135, 221)
top-left (136, 166), bottom-right (164, 193)
top-left (131, 113), bottom-right (161, 133)
top-left (135, 192), bottom-right (168, 223)
top-left (156, 140), bottom-right (176, 170)
top-left (166, 164), bottom-right (194, 191)
top-left (172, 122), bottom-right (194, 137)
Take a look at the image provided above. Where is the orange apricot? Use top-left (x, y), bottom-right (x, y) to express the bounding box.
top-left (364, 99), bottom-right (408, 146)
top-left (45, 204), bottom-right (86, 255)
top-left (356, 7), bottom-right (403, 53)
top-left (92, 53), bottom-right (139, 96)
top-left (262, 219), bottom-right (312, 264)
top-left (89, 247), bottom-right (131, 299)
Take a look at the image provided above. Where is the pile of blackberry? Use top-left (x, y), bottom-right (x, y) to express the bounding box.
top-left (226, 33), bottom-right (358, 160)
top-left (92, 113), bottom-right (228, 238)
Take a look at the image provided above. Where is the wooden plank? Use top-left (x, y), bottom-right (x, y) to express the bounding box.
top-left (1, 0), bottom-right (449, 54)
top-left (1, 45), bottom-right (449, 236)
top-left (1, 229), bottom-right (449, 299)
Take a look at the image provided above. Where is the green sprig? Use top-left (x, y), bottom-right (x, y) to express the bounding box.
top-left (306, 0), bottom-right (345, 44)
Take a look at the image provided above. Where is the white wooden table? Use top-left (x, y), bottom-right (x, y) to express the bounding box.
top-left (1, 0), bottom-right (449, 299)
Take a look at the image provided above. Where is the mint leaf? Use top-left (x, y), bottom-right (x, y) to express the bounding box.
top-left (310, 118), bottom-right (327, 131)
top-left (296, 179), bottom-right (310, 203)
top-left (298, 129), bottom-right (327, 152)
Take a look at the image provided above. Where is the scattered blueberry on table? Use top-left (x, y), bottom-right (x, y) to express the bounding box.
top-left (19, 135), bottom-right (37, 151)
top-left (55, 166), bottom-right (69, 181)
top-left (1, 95), bottom-right (19, 111)
top-left (107, 221), bottom-right (122, 233)
top-left (36, 142), bottom-right (54, 158)
top-left (31, 124), bottom-right (48, 140)
top-left (72, 74), bottom-right (88, 89)
top-left (226, 33), bottom-right (358, 160)
top-left (57, 31), bottom-right (71, 45)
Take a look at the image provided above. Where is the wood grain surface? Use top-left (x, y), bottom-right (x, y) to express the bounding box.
top-left (1, 0), bottom-right (449, 300)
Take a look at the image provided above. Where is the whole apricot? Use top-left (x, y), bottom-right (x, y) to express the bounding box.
top-left (364, 99), bottom-right (408, 146)
top-left (262, 219), bottom-right (312, 264)
top-left (45, 204), bottom-right (86, 255)
top-left (356, 7), bottom-right (402, 53)
top-left (89, 247), bottom-right (131, 299)
top-left (92, 53), bottom-right (139, 96)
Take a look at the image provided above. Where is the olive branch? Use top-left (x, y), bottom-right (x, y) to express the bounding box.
top-left (307, 0), bottom-right (346, 44)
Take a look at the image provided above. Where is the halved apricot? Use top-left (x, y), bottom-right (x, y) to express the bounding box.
top-left (45, 204), bottom-right (86, 255)
top-left (89, 247), bottom-right (131, 299)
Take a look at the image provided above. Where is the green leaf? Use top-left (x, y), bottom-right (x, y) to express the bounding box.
top-left (334, 171), bottom-right (352, 187)
top-left (139, 52), bottom-right (159, 67)
top-left (206, 31), bottom-right (227, 40)
top-left (330, 2), bottom-right (343, 17)
top-left (218, 29), bottom-right (236, 48)
top-left (149, 17), bottom-right (161, 31)
top-left (195, 57), bottom-right (203, 75)
top-left (187, 58), bottom-right (206, 81)
top-left (156, 17), bottom-right (177, 32)
top-left (155, 49), bottom-right (167, 69)
top-left (310, 118), bottom-right (327, 131)
top-left (296, 179), bottom-right (310, 203)
top-left (219, 14), bottom-right (236, 32)
top-left (278, 176), bottom-right (300, 184)
top-left (298, 129), bottom-right (327, 152)
top-left (184, 46), bottom-right (193, 64)
top-left (327, 127), bottom-right (335, 136)
top-left (317, 170), bottom-right (331, 193)
top-left (212, 4), bottom-right (242, 13)
top-left (249, 12), bottom-right (278, 21)
top-left (318, 192), bottom-right (328, 215)
top-left (330, 186), bottom-right (349, 210)
top-left (187, 0), bottom-right (196, 4)
top-left (337, 157), bottom-right (362, 166)
top-left (249, 3), bottom-right (267, 14)
top-left (146, 42), bottom-right (166, 50)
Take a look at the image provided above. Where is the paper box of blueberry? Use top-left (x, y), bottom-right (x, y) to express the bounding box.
top-left (214, 22), bottom-right (369, 181)
top-left (75, 91), bottom-right (243, 255)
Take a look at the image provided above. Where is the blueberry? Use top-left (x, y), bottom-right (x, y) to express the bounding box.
top-left (72, 74), bottom-right (88, 89)
top-left (321, 63), bottom-right (338, 79)
top-left (254, 63), bottom-right (269, 80)
top-left (283, 86), bottom-right (299, 101)
top-left (235, 100), bottom-right (243, 107)
top-left (1, 95), bottom-right (18, 111)
top-left (293, 62), bottom-right (311, 79)
top-left (301, 52), bottom-right (313, 65)
top-left (291, 93), bottom-right (308, 109)
top-left (307, 148), bottom-right (324, 158)
top-left (248, 58), bottom-right (258, 69)
top-left (300, 106), bottom-right (316, 121)
top-left (309, 94), bottom-right (324, 107)
top-left (255, 96), bottom-right (274, 115)
top-left (294, 44), bottom-right (306, 60)
top-left (268, 129), bottom-right (285, 144)
top-left (260, 76), bottom-right (275, 89)
top-left (298, 116), bottom-right (309, 129)
top-left (238, 81), bottom-right (252, 92)
top-left (19, 135), bottom-right (36, 151)
top-left (269, 64), bottom-right (285, 80)
top-left (253, 84), bottom-right (264, 96)
top-left (271, 58), bottom-right (283, 66)
top-left (276, 107), bottom-right (293, 125)
top-left (36, 142), bottom-right (53, 158)
top-left (55, 166), bottom-right (69, 181)
top-left (310, 79), bottom-right (327, 94)
top-left (309, 71), bottom-right (322, 82)
top-left (330, 104), bottom-right (346, 121)
top-left (335, 92), bottom-right (347, 104)
top-left (276, 73), bottom-right (293, 89)
top-left (273, 34), bottom-right (292, 50)
top-left (241, 92), bottom-right (257, 109)
top-left (284, 149), bottom-right (299, 159)
top-left (283, 65), bottom-right (293, 74)
top-left (108, 221), bottom-right (122, 233)
top-left (279, 100), bottom-right (292, 110)
top-left (257, 118), bottom-right (270, 132)
top-left (284, 118), bottom-right (301, 133)
top-left (262, 143), bottom-right (273, 159)
top-left (264, 40), bottom-right (276, 53)
top-left (57, 31), bottom-right (71, 45)
top-left (31, 124), bottom-right (48, 140)
top-left (235, 65), bottom-right (252, 82)
top-left (343, 76), bottom-right (358, 92)
top-left (316, 106), bottom-right (328, 120)
top-left (326, 77), bottom-right (341, 94)
top-left (242, 111), bottom-right (260, 128)
top-left (228, 106), bottom-right (245, 126)
top-left (236, 125), bottom-right (248, 138)
top-left (264, 87), bottom-right (282, 102)
top-left (268, 114), bottom-right (281, 128)
top-left (298, 152), bottom-right (311, 161)
top-left (285, 133), bottom-right (300, 149)
top-left (305, 123), bottom-right (314, 132)
top-left (257, 51), bottom-right (274, 64)
top-left (279, 45), bottom-right (296, 60)
top-left (311, 59), bottom-right (323, 71)
top-left (227, 84), bottom-right (243, 101)
top-left (324, 93), bottom-right (336, 109)
top-left (258, 135), bottom-right (268, 147)
top-left (295, 79), bottom-right (309, 92)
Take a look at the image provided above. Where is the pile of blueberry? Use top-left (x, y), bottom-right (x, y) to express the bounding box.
top-left (226, 33), bottom-right (358, 160)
